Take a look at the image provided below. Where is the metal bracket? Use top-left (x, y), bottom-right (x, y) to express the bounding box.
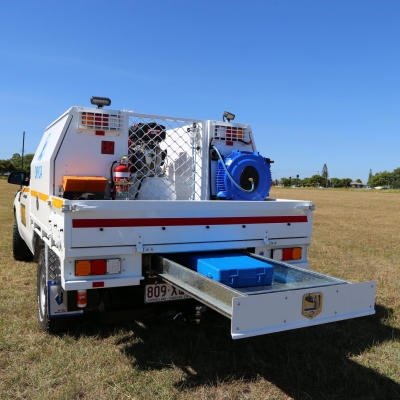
top-left (263, 231), bottom-right (269, 245)
top-left (136, 235), bottom-right (143, 252)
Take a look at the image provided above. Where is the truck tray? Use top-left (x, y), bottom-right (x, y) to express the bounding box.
top-left (152, 253), bottom-right (376, 339)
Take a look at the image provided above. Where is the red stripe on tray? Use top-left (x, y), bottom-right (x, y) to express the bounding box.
top-left (72, 216), bottom-right (308, 228)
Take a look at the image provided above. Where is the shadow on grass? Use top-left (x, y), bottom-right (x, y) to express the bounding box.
top-left (72, 303), bottom-right (400, 400)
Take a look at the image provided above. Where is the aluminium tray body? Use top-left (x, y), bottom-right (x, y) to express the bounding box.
top-left (153, 253), bottom-right (376, 339)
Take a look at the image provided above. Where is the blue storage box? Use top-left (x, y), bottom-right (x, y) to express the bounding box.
top-left (181, 252), bottom-right (274, 288)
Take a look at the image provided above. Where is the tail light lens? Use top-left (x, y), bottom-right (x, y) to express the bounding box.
top-left (91, 260), bottom-right (107, 275)
top-left (272, 248), bottom-right (302, 262)
top-left (75, 259), bottom-right (121, 276)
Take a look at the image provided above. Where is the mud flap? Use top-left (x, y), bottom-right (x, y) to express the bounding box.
top-left (48, 281), bottom-right (84, 318)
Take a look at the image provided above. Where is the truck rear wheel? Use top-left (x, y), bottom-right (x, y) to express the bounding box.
top-left (37, 248), bottom-right (69, 333)
top-left (12, 220), bottom-right (33, 261)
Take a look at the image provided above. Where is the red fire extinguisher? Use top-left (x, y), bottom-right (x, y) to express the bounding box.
top-left (113, 156), bottom-right (130, 200)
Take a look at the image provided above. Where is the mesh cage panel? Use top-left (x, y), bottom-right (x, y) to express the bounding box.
top-left (128, 115), bottom-right (203, 201)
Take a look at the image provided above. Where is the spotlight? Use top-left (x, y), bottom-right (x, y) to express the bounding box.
top-left (90, 96), bottom-right (111, 108)
top-left (223, 111), bottom-right (235, 122)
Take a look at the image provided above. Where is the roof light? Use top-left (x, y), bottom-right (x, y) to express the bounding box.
top-left (90, 96), bottom-right (111, 108)
top-left (223, 111), bottom-right (235, 122)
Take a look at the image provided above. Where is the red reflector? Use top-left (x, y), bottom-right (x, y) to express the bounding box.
top-left (91, 259), bottom-right (106, 275)
top-left (95, 130), bottom-right (105, 136)
top-left (282, 248), bottom-right (293, 261)
top-left (101, 140), bottom-right (115, 154)
top-left (92, 282), bottom-right (104, 288)
top-left (226, 141), bottom-right (234, 146)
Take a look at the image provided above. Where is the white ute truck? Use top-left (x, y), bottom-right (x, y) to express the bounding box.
top-left (8, 97), bottom-right (376, 339)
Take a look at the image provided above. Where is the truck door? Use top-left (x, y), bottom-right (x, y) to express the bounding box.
top-left (17, 186), bottom-right (33, 251)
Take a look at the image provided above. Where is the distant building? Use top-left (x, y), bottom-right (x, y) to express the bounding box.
top-left (350, 182), bottom-right (367, 189)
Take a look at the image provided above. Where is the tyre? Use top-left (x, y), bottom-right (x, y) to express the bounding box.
top-left (37, 248), bottom-right (70, 333)
top-left (12, 220), bottom-right (33, 262)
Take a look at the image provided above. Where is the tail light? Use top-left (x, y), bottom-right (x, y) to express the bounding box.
top-left (272, 248), bottom-right (302, 262)
top-left (226, 127), bottom-right (244, 139)
top-left (81, 112), bottom-right (109, 128)
top-left (75, 259), bottom-right (121, 276)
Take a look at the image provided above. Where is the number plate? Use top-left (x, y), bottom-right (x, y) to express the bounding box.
top-left (144, 283), bottom-right (191, 303)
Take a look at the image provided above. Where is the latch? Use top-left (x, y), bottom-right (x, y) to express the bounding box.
top-left (61, 204), bottom-right (98, 213)
top-left (61, 205), bottom-right (71, 213)
top-left (296, 204), bottom-right (316, 211)
top-left (302, 292), bottom-right (323, 319)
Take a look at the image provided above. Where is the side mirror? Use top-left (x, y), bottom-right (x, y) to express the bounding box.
top-left (8, 171), bottom-right (29, 186)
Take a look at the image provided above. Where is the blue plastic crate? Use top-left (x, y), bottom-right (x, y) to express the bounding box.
top-left (182, 252), bottom-right (274, 288)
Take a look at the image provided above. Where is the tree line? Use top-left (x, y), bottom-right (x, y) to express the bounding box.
top-left (367, 168), bottom-right (400, 188)
top-left (277, 165), bottom-right (400, 189)
top-left (0, 153), bottom-right (34, 175)
top-left (277, 175), bottom-right (353, 188)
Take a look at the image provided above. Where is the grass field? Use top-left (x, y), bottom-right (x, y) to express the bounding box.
top-left (0, 180), bottom-right (399, 399)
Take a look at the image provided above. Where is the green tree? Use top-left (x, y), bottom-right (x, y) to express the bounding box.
top-left (356, 179), bottom-right (362, 183)
top-left (10, 153), bottom-right (22, 169)
top-left (9, 153), bottom-right (34, 174)
top-left (309, 174), bottom-right (326, 187)
top-left (368, 171), bottom-right (392, 187)
top-left (368, 169), bottom-right (373, 184)
top-left (280, 177), bottom-right (291, 187)
top-left (339, 178), bottom-right (352, 188)
top-left (301, 177), bottom-right (312, 187)
top-left (322, 164), bottom-right (329, 187)
top-left (391, 168), bottom-right (400, 189)
top-left (22, 153), bottom-right (34, 174)
top-left (0, 159), bottom-right (16, 175)
top-left (330, 177), bottom-right (340, 188)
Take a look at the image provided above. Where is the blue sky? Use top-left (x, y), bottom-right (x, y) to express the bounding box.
top-left (1, 0), bottom-right (399, 182)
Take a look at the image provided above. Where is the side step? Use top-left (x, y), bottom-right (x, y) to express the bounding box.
top-left (152, 253), bottom-right (376, 339)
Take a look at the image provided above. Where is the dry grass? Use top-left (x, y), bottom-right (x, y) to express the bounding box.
top-left (0, 181), bottom-right (399, 399)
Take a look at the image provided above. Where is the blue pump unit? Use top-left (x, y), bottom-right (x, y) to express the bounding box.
top-left (216, 150), bottom-right (272, 200)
